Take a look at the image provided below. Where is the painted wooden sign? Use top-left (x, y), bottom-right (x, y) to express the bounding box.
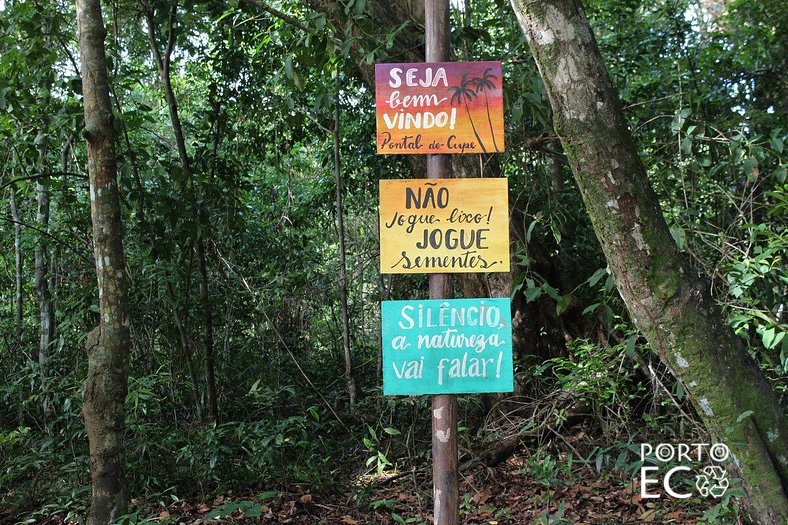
top-left (375, 61), bottom-right (505, 155)
top-left (379, 178), bottom-right (510, 274)
top-left (382, 298), bottom-right (514, 395)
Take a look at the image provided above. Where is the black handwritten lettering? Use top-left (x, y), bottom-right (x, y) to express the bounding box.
top-left (414, 228), bottom-right (490, 250)
top-left (447, 135), bottom-right (476, 153)
top-left (405, 186), bottom-right (449, 209)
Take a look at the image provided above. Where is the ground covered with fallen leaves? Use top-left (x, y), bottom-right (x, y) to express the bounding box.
top-left (35, 447), bottom-right (738, 525)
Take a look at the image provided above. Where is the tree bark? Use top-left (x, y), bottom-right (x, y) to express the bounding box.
top-left (76, 0), bottom-right (133, 522)
top-left (510, 1), bottom-right (788, 522)
top-left (195, 238), bottom-right (218, 422)
top-left (10, 184), bottom-right (23, 343)
top-left (35, 177), bottom-right (55, 414)
top-left (146, 4), bottom-right (218, 422)
top-left (35, 150), bottom-right (55, 416)
top-left (166, 280), bottom-right (203, 419)
top-left (333, 89), bottom-right (358, 409)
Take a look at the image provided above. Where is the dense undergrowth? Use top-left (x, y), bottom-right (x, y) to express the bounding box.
top-left (0, 331), bottom-right (750, 524)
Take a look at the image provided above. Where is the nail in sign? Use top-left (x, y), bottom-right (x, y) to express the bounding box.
top-left (375, 61), bottom-right (505, 155)
top-left (379, 178), bottom-right (510, 274)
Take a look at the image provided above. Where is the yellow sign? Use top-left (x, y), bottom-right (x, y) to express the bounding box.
top-left (379, 179), bottom-right (510, 274)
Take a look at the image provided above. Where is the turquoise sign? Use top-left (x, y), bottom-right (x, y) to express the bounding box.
top-left (382, 298), bottom-right (514, 395)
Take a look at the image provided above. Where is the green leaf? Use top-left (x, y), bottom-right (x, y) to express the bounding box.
top-left (207, 501), bottom-right (243, 519)
top-left (556, 294), bottom-right (572, 316)
top-left (526, 219), bottom-right (537, 243)
top-left (736, 410), bottom-right (754, 423)
top-left (604, 274), bottom-right (615, 293)
top-left (625, 335), bottom-right (637, 357)
top-left (770, 135), bottom-right (784, 154)
top-left (512, 102), bottom-right (523, 123)
top-left (582, 303), bottom-right (600, 315)
top-left (761, 326), bottom-right (777, 349)
top-left (293, 71), bottom-right (304, 90)
top-left (671, 108), bottom-right (690, 134)
top-left (669, 224), bottom-right (686, 251)
top-left (588, 267), bottom-right (607, 287)
top-left (543, 284), bottom-right (561, 301)
top-left (216, 8), bottom-right (237, 23)
top-left (382, 427), bottom-right (401, 436)
top-left (256, 491), bottom-right (279, 502)
top-left (284, 56), bottom-right (294, 79)
top-left (524, 285), bottom-right (542, 303)
top-left (743, 157), bottom-right (758, 179)
top-left (680, 136), bottom-right (693, 155)
top-left (239, 501), bottom-right (263, 517)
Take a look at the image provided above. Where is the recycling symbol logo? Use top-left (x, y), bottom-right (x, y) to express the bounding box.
top-left (695, 465), bottom-right (729, 498)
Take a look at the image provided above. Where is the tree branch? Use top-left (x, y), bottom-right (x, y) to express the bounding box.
top-left (0, 217), bottom-right (93, 264)
top-left (164, 4), bottom-right (177, 73)
top-left (0, 172), bottom-right (88, 193)
top-left (238, 0), bottom-right (342, 45)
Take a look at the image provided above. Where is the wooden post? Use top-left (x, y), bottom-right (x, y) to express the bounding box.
top-left (425, 1), bottom-right (457, 524)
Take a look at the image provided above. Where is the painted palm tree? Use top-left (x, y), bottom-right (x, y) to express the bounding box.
top-left (471, 68), bottom-right (500, 151)
top-left (449, 72), bottom-right (488, 153)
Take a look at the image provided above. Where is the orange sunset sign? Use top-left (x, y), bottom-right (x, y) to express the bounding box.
top-left (375, 62), bottom-right (505, 155)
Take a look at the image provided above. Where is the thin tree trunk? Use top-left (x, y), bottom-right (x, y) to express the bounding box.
top-left (10, 184), bottom-right (23, 343)
top-left (196, 238), bottom-right (217, 421)
top-left (146, 5), bottom-right (218, 422)
top-left (510, 1), bottom-right (788, 522)
top-left (34, 119), bottom-right (55, 421)
top-left (110, 86), bottom-right (145, 226)
top-left (166, 280), bottom-right (203, 419)
top-left (333, 89), bottom-right (357, 409)
top-left (48, 137), bottom-right (73, 350)
top-left (35, 135), bottom-right (55, 416)
top-left (49, 247), bottom-right (57, 344)
top-left (76, 0), bottom-right (133, 522)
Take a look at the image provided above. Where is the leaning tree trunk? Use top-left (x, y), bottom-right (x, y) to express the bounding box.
top-left (76, 0), bottom-right (133, 522)
top-left (510, 0), bottom-right (788, 522)
top-left (147, 6), bottom-right (218, 422)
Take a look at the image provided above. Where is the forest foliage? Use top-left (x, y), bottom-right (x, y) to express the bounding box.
top-left (0, 0), bottom-right (785, 523)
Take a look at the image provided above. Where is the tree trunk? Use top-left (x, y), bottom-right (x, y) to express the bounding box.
top-left (10, 184), bottom-right (23, 343)
top-left (76, 0), bottom-right (133, 522)
top-left (196, 238), bottom-right (218, 422)
top-left (147, 5), bottom-right (218, 422)
top-left (35, 168), bottom-right (55, 416)
top-left (166, 280), bottom-right (203, 419)
top-left (333, 89), bottom-right (357, 409)
top-left (510, 1), bottom-right (788, 522)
